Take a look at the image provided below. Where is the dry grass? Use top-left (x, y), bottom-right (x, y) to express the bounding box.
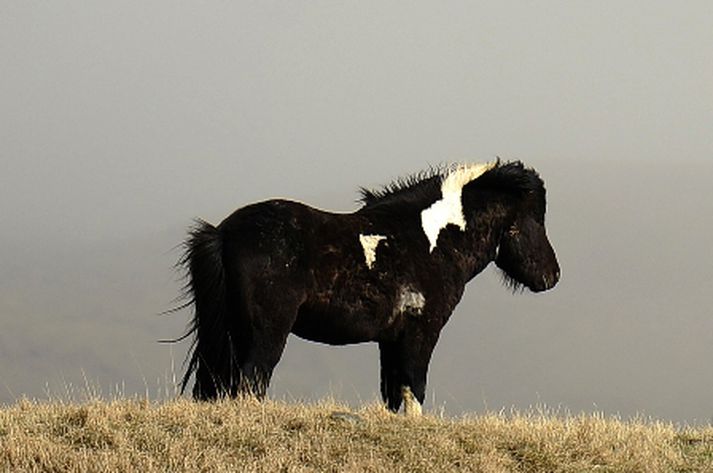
top-left (1, 397), bottom-right (712, 472)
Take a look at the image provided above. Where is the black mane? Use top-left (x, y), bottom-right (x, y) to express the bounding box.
top-left (473, 160), bottom-right (544, 196)
top-left (357, 165), bottom-right (446, 207)
top-left (358, 160), bottom-right (544, 209)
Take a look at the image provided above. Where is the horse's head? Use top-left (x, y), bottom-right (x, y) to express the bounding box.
top-left (482, 164), bottom-right (559, 293)
top-left (496, 216), bottom-right (559, 293)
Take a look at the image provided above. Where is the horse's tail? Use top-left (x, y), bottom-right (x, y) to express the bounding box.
top-left (179, 219), bottom-right (236, 400)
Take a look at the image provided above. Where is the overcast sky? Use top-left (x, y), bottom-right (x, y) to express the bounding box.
top-left (2, 2), bottom-right (712, 423)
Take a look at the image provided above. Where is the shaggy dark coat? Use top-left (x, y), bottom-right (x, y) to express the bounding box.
top-left (179, 160), bottom-right (560, 413)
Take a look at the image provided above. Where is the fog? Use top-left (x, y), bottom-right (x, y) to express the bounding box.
top-left (1, 2), bottom-right (712, 423)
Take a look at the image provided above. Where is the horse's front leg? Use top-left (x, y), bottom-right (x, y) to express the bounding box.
top-left (378, 329), bottom-right (439, 416)
top-left (378, 341), bottom-right (404, 413)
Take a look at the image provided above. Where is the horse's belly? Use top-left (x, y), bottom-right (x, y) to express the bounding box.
top-left (291, 302), bottom-right (394, 345)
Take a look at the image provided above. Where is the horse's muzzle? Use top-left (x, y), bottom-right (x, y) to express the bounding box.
top-left (539, 269), bottom-right (560, 292)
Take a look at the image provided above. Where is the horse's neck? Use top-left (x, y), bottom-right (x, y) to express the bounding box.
top-left (455, 203), bottom-right (510, 280)
top-left (360, 193), bottom-right (508, 278)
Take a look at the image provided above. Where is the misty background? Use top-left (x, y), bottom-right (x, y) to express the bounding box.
top-left (1, 2), bottom-right (712, 424)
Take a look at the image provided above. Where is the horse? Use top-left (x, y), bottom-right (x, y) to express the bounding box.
top-left (177, 160), bottom-right (559, 415)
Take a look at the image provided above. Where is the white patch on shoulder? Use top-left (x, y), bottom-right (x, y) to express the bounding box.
top-left (420, 161), bottom-right (497, 252)
top-left (397, 286), bottom-right (426, 316)
top-left (401, 386), bottom-right (422, 417)
top-left (359, 234), bottom-right (387, 269)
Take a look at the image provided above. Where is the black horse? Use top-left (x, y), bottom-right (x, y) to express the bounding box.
top-left (178, 160), bottom-right (559, 415)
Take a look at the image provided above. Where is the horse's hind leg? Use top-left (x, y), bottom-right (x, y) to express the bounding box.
top-left (236, 293), bottom-right (302, 399)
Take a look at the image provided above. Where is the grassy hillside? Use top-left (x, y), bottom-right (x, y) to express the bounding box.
top-left (1, 398), bottom-right (712, 472)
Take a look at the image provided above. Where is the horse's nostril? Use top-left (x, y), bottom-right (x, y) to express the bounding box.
top-left (541, 272), bottom-right (559, 290)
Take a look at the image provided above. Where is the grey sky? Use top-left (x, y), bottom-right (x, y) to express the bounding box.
top-left (1, 2), bottom-right (712, 423)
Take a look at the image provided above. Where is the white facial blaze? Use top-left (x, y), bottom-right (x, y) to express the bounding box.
top-left (359, 234), bottom-right (387, 269)
top-left (420, 162), bottom-right (497, 252)
top-left (401, 386), bottom-right (422, 417)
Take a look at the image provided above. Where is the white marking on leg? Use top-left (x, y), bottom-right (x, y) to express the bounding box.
top-left (420, 162), bottom-right (497, 252)
top-left (401, 386), bottom-right (422, 417)
top-left (359, 234), bottom-right (387, 269)
top-left (397, 286), bottom-right (426, 316)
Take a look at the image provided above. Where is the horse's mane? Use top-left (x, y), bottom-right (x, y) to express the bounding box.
top-left (358, 160), bottom-right (544, 209)
top-left (358, 164), bottom-right (447, 207)
top-left (472, 160), bottom-right (545, 196)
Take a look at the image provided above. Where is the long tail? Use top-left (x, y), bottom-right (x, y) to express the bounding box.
top-left (179, 220), bottom-right (237, 400)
